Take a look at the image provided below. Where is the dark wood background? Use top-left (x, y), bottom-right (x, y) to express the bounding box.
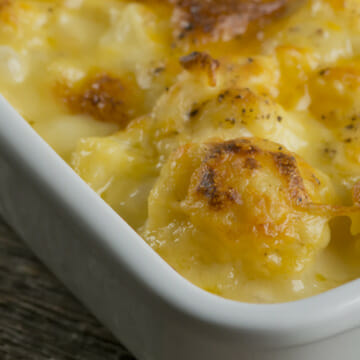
top-left (0, 216), bottom-right (135, 360)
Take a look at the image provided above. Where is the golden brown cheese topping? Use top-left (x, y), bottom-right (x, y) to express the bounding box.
top-left (170, 0), bottom-right (291, 43)
top-left (179, 51), bottom-right (219, 86)
top-left (135, 0), bottom-right (297, 44)
top-left (56, 73), bottom-right (144, 128)
top-left (2, 0), bottom-right (360, 303)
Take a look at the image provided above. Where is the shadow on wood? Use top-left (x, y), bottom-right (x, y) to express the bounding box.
top-left (0, 217), bottom-right (136, 360)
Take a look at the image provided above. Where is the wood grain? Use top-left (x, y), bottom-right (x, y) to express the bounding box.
top-left (0, 216), bottom-right (135, 360)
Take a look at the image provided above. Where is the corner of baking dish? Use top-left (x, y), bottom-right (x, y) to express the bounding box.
top-left (1, 95), bottom-right (360, 348)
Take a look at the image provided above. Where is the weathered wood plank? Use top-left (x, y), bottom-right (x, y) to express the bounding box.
top-left (0, 217), bottom-right (135, 360)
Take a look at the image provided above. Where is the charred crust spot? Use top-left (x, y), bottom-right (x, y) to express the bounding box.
top-left (197, 165), bottom-right (242, 209)
top-left (324, 146), bottom-right (336, 157)
top-left (180, 51), bottom-right (219, 86)
top-left (196, 139), bottom-right (261, 209)
top-left (225, 117), bottom-right (236, 125)
top-left (218, 93), bottom-right (225, 102)
top-left (244, 157), bottom-right (259, 169)
top-left (208, 139), bottom-right (257, 159)
top-left (217, 90), bottom-right (230, 102)
top-left (271, 151), bottom-right (309, 205)
top-left (197, 166), bottom-right (218, 206)
top-left (153, 66), bottom-right (166, 75)
top-left (171, 0), bottom-right (292, 43)
top-left (56, 73), bottom-right (140, 128)
top-left (319, 68), bottom-right (330, 76)
top-left (188, 108), bottom-right (199, 118)
top-left (311, 174), bottom-right (321, 185)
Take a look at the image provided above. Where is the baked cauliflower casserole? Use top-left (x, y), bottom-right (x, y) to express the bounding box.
top-left (2, 0), bottom-right (360, 303)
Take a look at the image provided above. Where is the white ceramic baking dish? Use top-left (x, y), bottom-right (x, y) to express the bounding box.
top-left (1, 95), bottom-right (360, 360)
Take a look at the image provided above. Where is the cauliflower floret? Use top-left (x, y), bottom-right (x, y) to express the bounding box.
top-left (71, 123), bottom-right (158, 229)
top-left (143, 137), bottom-right (337, 277)
top-left (149, 73), bottom-right (307, 158)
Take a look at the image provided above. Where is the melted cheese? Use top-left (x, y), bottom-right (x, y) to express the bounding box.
top-left (2, 0), bottom-right (360, 303)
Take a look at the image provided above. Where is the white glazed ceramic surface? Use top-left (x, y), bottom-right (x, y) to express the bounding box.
top-left (1, 95), bottom-right (360, 359)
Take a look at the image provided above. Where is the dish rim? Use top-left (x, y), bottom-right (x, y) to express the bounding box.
top-left (1, 95), bottom-right (360, 348)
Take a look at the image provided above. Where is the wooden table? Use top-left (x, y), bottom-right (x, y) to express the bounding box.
top-left (0, 216), bottom-right (135, 360)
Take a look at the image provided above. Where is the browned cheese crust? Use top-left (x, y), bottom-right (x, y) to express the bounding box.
top-left (180, 51), bottom-right (220, 86)
top-left (190, 138), bottom-right (360, 217)
top-left (193, 138), bottom-right (312, 211)
top-left (172, 0), bottom-right (290, 43)
top-left (136, 0), bottom-right (297, 43)
top-left (56, 73), bottom-right (144, 128)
